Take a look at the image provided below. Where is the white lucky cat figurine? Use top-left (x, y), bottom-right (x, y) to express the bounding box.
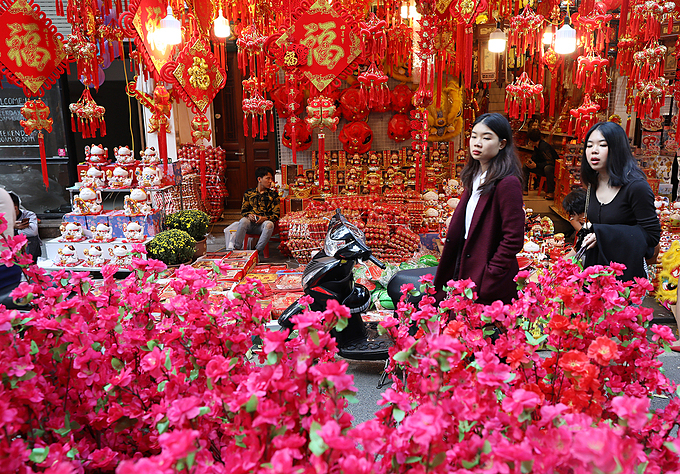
top-left (81, 166), bottom-right (106, 189)
top-left (114, 146), bottom-right (136, 165)
top-left (84, 144), bottom-right (109, 164)
top-left (140, 146), bottom-right (160, 165)
top-left (109, 244), bottom-right (132, 267)
top-left (56, 245), bottom-right (79, 266)
top-left (83, 245), bottom-right (107, 267)
top-left (138, 165), bottom-right (163, 188)
top-left (124, 188), bottom-right (153, 216)
top-left (72, 187), bottom-right (102, 215)
top-left (59, 222), bottom-right (85, 242)
top-left (107, 166), bottom-right (133, 189)
top-left (123, 221), bottom-right (146, 243)
top-left (90, 223), bottom-right (114, 243)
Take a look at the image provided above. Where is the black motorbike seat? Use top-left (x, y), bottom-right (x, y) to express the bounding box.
top-left (386, 266), bottom-right (438, 308)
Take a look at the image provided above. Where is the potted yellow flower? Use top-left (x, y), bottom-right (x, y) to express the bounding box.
top-left (146, 229), bottom-right (196, 266)
top-left (165, 210), bottom-right (210, 257)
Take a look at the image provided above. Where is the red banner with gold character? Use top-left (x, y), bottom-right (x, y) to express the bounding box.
top-left (0, 0), bottom-right (67, 96)
top-left (277, 0), bottom-right (361, 92)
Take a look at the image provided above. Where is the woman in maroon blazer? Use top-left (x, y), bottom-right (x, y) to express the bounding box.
top-left (434, 113), bottom-right (525, 305)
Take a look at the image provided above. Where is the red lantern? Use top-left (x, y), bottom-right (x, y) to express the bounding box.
top-left (388, 114), bottom-right (411, 142)
top-left (282, 118), bottom-right (313, 151)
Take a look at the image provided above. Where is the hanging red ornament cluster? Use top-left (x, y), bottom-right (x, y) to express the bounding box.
top-left (305, 96), bottom-right (338, 188)
top-left (630, 0), bottom-right (675, 42)
top-left (69, 88), bottom-right (106, 138)
top-left (616, 36), bottom-right (639, 75)
top-left (20, 100), bottom-right (53, 189)
top-left (508, 7), bottom-right (545, 57)
top-left (568, 94), bottom-right (601, 141)
top-left (242, 77), bottom-right (274, 139)
top-left (634, 77), bottom-right (669, 119)
top-left (575, 54), bottom-right (610, 93)
top-left (572, 3), bottom-right (612, 55)
top-left (632, 43), bottom-right (667, 82)
top-left (357, 13), bottom-right (389, 111)
top-left (237, 24), bottom-right (266, 75)
top-left (504, 72), bottom-right (544, 119)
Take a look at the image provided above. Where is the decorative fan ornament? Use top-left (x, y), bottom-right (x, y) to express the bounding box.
top-left (0, 0), bottom-right (69, 189)
top-left (69, 88), bottom-right (106, 138)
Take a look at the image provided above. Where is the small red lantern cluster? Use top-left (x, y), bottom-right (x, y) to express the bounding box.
top-left (568, 94), bottom-right (601, 141)
top-left (505, 72), bottom-right (544, 120)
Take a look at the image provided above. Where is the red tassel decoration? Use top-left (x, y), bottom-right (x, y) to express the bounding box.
top-left (200, 147), bottom-right (207, 201)
top-left (158, 122), bottom-right (168, 177)
top-left (39, 132), bottom-right (48, 190)
top-left (318, 132), bottom-right (325, 189)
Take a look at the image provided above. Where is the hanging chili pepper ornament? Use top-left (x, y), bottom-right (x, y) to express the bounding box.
top-left (305, 96), bottom-right (339, 191)
top-left (20, 100), bottom-right (53, 189)
top-left (69, 88), bottom-right (106, 139)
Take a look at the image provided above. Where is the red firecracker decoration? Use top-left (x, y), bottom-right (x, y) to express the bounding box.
top-left (20, 100), bottom-right (53, 189)
top-left (69, 88), bottom-right (106, 138)
top-left (505, 72), bottom-right (544, 119)
top-left (568, 94), bottom-right (601, 141)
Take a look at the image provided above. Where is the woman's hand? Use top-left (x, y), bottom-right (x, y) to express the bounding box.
top-left (582, 232), bottom-right (597, 249)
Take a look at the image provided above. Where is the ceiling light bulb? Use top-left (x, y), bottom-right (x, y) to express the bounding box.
top-left (542, 26), bottom-right (554, 45)
top-left (159, 6), bottom-right (182, 45)
top-left (214, 9), bottom-right (231, 38)
top-left (400, 5), bottom-right (408, 17)
top-left (488, 28), bottom-right (507, 53)
top-left (555, 23), bottom-right (576, 54)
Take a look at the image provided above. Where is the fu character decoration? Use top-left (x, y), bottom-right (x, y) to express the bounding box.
top-left (0, 0), bottom-right (69, 190)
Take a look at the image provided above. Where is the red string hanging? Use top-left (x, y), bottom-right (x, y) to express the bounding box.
top-left (20, 100), bottom-right (53, 190)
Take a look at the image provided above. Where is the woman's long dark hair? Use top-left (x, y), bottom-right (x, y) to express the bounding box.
top-left (460, 113), bottom-right (523, 195)
top-left (580, 121), bottom-right (645, 189)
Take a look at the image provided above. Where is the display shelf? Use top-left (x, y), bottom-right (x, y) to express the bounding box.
top-left (36, 259), bottom-right (133, 273)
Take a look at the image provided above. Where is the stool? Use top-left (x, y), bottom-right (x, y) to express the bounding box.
top-left (528, 173), bottom-right (546, 196)
top-left (244, 234), bottom-right (270, 258)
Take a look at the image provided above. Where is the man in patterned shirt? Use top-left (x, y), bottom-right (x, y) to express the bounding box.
top-left (233, 166), bottom-right (279, 259)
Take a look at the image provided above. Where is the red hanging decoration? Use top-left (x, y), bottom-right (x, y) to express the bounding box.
top-left (242, 76), bottom-right (273, 139)
top-left (69, 88), bottom-right (106, 138)
top-left (20, 100), bottom-right (53, 190)
top-left (305, 96), bottom-right (338, 189)
top-left (504, 72), bottom-right (544, 119)
top-left (575, 54), bottom-right (610, 94)
top-left (508, 6), bottom-right (545, 57)
top-left (634, 77), bottom-right (668, 119)
top-left (358, 13), bottom-right (390, 111)
top-left (568, 94), bottom-right (601, 142)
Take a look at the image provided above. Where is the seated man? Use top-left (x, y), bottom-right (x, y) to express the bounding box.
top-left (9, 192), bottom-right (41, 262)
top-left (522, 129), bottom-right (558, 200)
top-left (233, 166), bottom-right (279, 259)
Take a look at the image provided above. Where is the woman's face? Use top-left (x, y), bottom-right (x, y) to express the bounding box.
top-left (585, 129), bottom-right (609, 174)
top-left (469, 122), bottom-right (505, 169)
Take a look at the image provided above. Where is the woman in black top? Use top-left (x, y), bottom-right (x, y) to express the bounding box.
top-left (579, 122), bottom-right (661, 281)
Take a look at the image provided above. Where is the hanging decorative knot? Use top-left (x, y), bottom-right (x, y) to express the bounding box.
top-left (191, 114), bottom-right (211, 144)
top-left (504, 72), bottom-right (544, 119)
top-left (635, 77), bottom-right (669, 119)
top-left (575, 54), bottom-right (610, 94)
top-left (304, 96), bottom-right (338, 131)
top-left (242, 77), bottom-right (273, 139)
top-left (357, 13), bottom-right (389, 111)
top-left (237, 24), bottom-right (266, 76)
top-left (64, 34), bottom-right (100, 89)
top-left (69, 88), bottom-right (106, 138)
top-left (630, 0), bottom-right (675, 42)
top-left (508, 7), bottom-right (545, 57)
top-left (632, 43), bottom-right (667, 82)
top-left (568, 94), bottom-right (601, 142)
top-left (20, 100), bottom-right (53, 189)
top-left (616, 36), bottom-right (639, 76)
top-left (572, 3), bottom-right (612, 54)
top-left (414, 15), bottom-right (438, 102)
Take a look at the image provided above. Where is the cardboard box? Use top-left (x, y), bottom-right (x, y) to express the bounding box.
top-left (107, 210), bottom-right (131, 239)
top-left (63, 213), bottom-right (88, 228)
top-left (86, 214), bottom-right (110, 232)
top-left (419, 232), bottom-right (440, 251)
top-left (130, 210), bottom-right (165, 237)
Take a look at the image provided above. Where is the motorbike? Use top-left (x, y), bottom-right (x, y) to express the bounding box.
top-left (278, 209), bottom-right (394, 360)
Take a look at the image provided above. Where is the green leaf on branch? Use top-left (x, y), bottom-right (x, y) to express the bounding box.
top-left (29, 447), bottom-right (49, 463)
top-left (158, 381), bottom-right (167, 392)
top-left (393, 407), bottom-right (406, 422)
top-left (245, 394), bottom-right (258, 413)
top-left (235, 434), bottom-right (246, 448)
top-left (521, 460), bottom-right (534, 473)
top-left (525, 331), bottom-right (548, 346)
top-left (114, 416), bottom-right (137, 433)
top-left (309, 421), bottom-right (328, 456)
top-left (30, 340), bottom-right (39, 355)
top-left (157, 419), bottom-right (169, 434)
top-left (310, 331), bottom-right (320, 346)
top-left (164, 352), bottom-right (172, 370)
top-left (267, 351), bottom-right (278, 365)
top-left (67, 447), bottom-right (78, 460)
top-left (431, 452), bottom-right (447, 468)
top-left (461, 456), bottom-right (480, 469)
top-left (199, 407), bottom-right (210, 416)
top-left (406, 456), bottom-right (422, 463)
top-left (335, 317), bottom-right (348, 332)
top-left (111, 358), bottom-right (123, 371)
top-left (464, 288), bottom-right (474, 299)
